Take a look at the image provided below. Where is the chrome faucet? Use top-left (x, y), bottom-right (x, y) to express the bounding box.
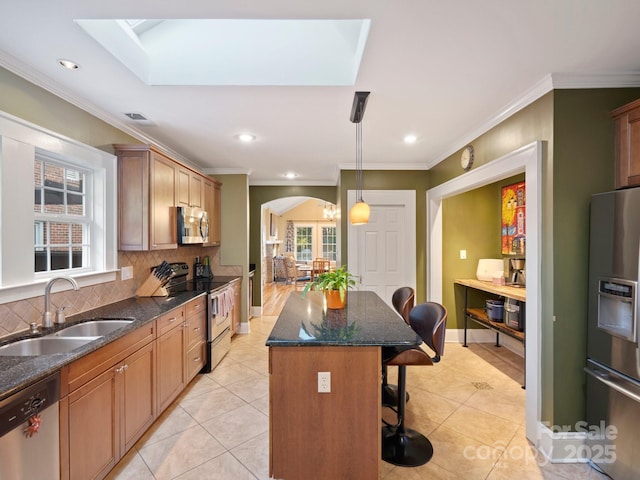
top-left (42, 276), bottom-right (79, 328)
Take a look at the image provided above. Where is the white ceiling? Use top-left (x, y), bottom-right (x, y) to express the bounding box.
top-left (1, 1), bottom-right (640, 186)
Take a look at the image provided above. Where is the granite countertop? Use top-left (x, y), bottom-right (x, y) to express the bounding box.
top-left (266, 290), bottom-right (422, 347)
top-left (0, 275), bottom-right (239, 402)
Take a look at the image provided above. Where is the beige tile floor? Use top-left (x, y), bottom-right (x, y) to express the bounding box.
top-left (106, 315), bottom-right (607, 480)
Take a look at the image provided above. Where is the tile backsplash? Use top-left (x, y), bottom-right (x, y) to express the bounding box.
top-left (0, 246), bottom-right (240, 339)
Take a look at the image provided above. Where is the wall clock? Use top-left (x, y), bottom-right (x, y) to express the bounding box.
top-left (461, 145), bottom-right (474, 171)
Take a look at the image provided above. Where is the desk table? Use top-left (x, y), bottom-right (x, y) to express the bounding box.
top-left (266, 291), bottom-right (421, 479)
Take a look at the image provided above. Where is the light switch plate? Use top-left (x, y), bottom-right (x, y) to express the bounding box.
top-left (460, 250), bottom-right (467, 260)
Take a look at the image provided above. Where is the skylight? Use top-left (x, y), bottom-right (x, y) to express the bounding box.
top-left (75, 19), bottom-right (370, 86)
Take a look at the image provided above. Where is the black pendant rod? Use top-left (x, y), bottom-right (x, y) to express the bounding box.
top-left (350, 91), bottom-right (370, 124)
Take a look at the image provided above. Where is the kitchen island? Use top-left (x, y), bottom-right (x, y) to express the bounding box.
top-left (266, 290), bottom-right (421, 480)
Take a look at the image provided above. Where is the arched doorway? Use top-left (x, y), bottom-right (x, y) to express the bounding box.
top-left (260, 196), bottom-right (338, 315)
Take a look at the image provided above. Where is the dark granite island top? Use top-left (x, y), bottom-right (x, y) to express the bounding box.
top-left (266, 290), bottom-right (421, 347)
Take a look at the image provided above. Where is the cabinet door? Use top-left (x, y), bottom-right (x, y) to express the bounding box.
top-left (150, 152), bottom-right (177, 249)
top-left (117, 150), bottom-right (150, 250)
top-left (210, 182), bottom-right (222, 246)
top-left (157, 323), bottom-right (186, 412)
top-left (177, 167), bottom-right (191, 207)
top-left (121, 341), bottom-right (156, 454)
top-left (68, 368), bottom-right (118, 480)
top-left (190, 173), bottom-right (203, 208)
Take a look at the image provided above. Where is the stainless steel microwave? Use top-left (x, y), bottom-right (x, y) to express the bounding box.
top-left (176, 206), bottom-right (209, 244)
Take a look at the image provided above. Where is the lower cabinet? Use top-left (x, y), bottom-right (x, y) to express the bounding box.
top-left (61, 326), bottom-right (155, 480)
top-left (157, 307), bottom-right (187, 412)
top-left (59, 294), bottom-right (209, 480)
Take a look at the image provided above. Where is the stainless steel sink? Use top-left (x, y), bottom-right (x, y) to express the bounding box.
top-left (0, 336), bottom-right (98, 356)
top-left (53, 319), bottom-right (133, 337)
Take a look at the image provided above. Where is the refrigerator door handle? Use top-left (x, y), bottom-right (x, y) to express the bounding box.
top-left (585, 362), bottom-right (640, 404)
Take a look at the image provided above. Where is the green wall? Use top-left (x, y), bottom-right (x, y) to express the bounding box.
top-left (213, 174), bottom-right (250, 324)
top-left (0, 67), bottom-right (137, 149)
top-left (431, 88), bottom-right (640, 428)
top-left (443, 175), bottom-right (524, 330)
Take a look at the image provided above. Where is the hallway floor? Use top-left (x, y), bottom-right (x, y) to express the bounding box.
top-left (106, 312), bottom-right (607, 480)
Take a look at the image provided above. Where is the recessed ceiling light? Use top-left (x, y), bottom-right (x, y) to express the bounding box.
top-left (236, 133), bottom-right (256, 143)
top-left (58, 59), bottom-right (80, 70)
top-left (284, 172), bottom-right (298, 179)
top-left (403, 134), bottom-right (417, 144)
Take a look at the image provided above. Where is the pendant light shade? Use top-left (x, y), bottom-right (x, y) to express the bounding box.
top-left (349, 200), bottom-right (370, 225)
top-left (349, 91), bottom-right (370, 225)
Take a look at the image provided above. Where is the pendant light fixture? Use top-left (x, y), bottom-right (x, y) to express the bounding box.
top-left (349, 91), bottom-right (370, 225)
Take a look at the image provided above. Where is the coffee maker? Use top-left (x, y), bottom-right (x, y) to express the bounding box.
top-left (504, 257), bottom-right (526, 287)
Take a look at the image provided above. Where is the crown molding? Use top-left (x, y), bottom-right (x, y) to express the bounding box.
top-left (204, 167), bottom-right (252, 175)
top-left (0, 49), bottom-right (198, 169)
top-left (426, 71), bottom-right (640, 169)
top-left (339, 162), bottom-right (428, 171)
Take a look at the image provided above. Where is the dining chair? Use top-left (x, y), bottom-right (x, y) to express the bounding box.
top-left (311, 259), bottom-right (330, 281)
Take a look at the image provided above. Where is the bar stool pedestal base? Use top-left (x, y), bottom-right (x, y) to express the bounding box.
top-left (381, 425), bottom-right (433, 467)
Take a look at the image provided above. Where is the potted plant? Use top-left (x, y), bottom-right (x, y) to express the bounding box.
top-left (302, 265), bottom-right (356, 309)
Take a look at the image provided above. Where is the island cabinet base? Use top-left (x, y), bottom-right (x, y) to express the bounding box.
top-left (269, 346), bottom-right (381, 480)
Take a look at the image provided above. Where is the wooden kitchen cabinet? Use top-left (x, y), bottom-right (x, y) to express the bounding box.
top-left (177, 166), bottom-right (204, 208)
top-left (156, 306), bottom-right (187, 412)
top-left (230, 278), bottom-right (242, 334)
top-left (612, 98), bottom-right (640, 189)
top-left (203, 177), bottom-right (222, 246)
top-left (185, 295), bottom-right (207, 381)
top-left (114, 144), bottom-right (178, 250)
top-left (60, 324), bottom-right (155, 480)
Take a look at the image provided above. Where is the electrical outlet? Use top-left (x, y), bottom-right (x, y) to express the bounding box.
top-left (121, 266), bottom-right (134, 280)
top-left (459, 249), bottom-right (467, 260)
top-left (318, 372), bottom-right (331, 393)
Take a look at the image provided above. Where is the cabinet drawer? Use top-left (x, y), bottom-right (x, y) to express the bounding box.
top-left (187, 341), bottom-right (206, 381)
top-left (185, 295), bottom-right (206, 318)
top-left (187, 314), bottom-right (206, 349)
top-left (156, 307), bottom-right (185, 337)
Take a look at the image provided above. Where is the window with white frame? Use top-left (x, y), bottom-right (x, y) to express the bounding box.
top-left (294, 222), bottom-right (337, 262)
top-left (321, 225), bottom-right (337, 261)
top-left (34, 157), bottom-right (90, 272)
top-left (0, 111), bottom-right (117, 302)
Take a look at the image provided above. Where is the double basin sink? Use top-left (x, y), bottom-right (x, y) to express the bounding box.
top-left (0, 319), bottom-right (133, 356)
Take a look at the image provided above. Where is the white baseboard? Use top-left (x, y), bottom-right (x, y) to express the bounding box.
top-left (537, 423), bottom-right (588, 463)
top-left (251, 306), bottom-right (262, 318)
top-left (446, 328), bottom-right (524, 357)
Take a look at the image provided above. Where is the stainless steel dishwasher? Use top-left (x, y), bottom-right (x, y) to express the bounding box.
top-left (0, 372), bottom-right (60, 480)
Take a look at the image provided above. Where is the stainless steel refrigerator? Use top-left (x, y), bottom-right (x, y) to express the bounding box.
top-left (586, 187), bottom-right (640, 479)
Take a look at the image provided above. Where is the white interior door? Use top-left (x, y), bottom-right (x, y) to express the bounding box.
top-left (348, 190), bottom-right (416, 307)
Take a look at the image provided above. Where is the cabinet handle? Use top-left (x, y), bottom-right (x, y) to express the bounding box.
top-left (193, 304), bottom-right (200, 309)
top-left (115, 366), bottom-right (124, 374)
top-left (193, 357), bottom-right (201, 362)
top-left (193, 327), bottom-right (201, 332)
top-left (168, 317), bottom-right (176, 323)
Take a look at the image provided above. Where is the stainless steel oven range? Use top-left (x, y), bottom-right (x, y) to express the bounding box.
top-left (203, 285), bottom-right (233, 373)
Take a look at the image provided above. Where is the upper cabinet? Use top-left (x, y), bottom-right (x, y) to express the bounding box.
top-left (115, 145), bottom-right (177, 250)
top-left (203, 177), bottom-right (222, 247)
top-left (177, 167), bottom-right (203, 209)
top-left (114, 144), bottom-right (222, 250)
top-left (612, 98), bottom-right (640, 189)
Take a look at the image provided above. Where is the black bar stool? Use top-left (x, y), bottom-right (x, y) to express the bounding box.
top-left (382, 287), bottom-right (415, 407)
top-left (382, 302), bottom-right (447, 467)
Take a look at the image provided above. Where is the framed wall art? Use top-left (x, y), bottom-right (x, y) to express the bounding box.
top-left (501, 181), bottom-right (526, 255)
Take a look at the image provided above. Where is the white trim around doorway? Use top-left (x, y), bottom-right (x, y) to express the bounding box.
top-left (426, 141), bottom-right (543, 448)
